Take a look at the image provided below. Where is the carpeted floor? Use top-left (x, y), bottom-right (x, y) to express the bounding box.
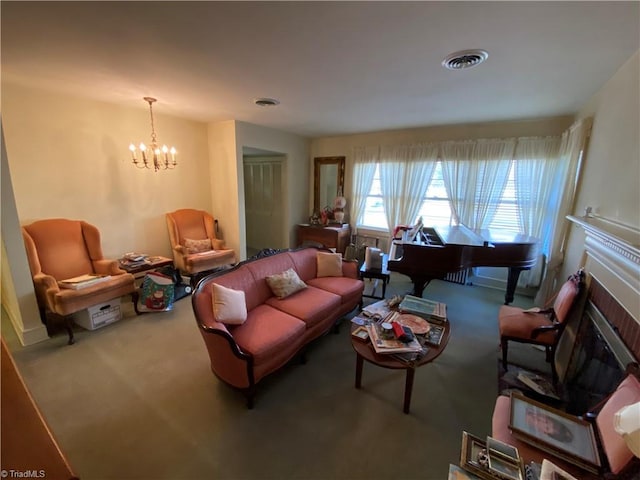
top-left (2, 273), bottom-right (547, 480)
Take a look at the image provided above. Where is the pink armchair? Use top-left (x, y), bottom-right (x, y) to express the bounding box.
top-left (166, 209), bottom-right (236, 282)
top-left (22, 219), bottom-right (137, 344)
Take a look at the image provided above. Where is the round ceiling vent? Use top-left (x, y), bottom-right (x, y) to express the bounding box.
top-left (442, 49), bottom-right (489, 70)
top-left (254, 97), bottom-right (280, 107)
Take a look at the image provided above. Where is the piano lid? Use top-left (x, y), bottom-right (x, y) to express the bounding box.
top-left (431, 224), bottom-right (489, 247)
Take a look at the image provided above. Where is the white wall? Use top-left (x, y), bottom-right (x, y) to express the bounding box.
top-left (562, 50), bottom-right (640, 284)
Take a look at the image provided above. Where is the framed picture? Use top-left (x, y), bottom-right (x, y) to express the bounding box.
top-left (508, 392), bottom-right (601, 474)
top-left (351, 326), bottom-right (369, 342)
top-left (459, 431), bottom-right (492, 480)
top-left (486, 436), bottom-right (523, 480)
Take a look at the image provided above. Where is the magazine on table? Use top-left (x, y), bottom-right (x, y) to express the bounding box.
top-left (365, 323), bottom-right (423, 354)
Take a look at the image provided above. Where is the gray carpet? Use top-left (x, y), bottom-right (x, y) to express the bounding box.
top-left (2, 273), bottom-right (545, 480)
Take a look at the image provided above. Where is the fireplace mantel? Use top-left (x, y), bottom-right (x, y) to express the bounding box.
top-left (567, 214), bottom-right (640, 322)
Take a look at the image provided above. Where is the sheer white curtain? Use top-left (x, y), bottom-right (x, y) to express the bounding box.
top-left (533, 118), bottom-right (592, 304)
top-left (471, 139), bottom-right (515, 229)
top-left (379, 144), bottom-right (437, 235)
top-left (441, 141), bottom-right (476, 225)
top-left (351, 146), bottom-right (379, 230)
top-left (441, 139), bottom-right (514, 229)
top-left (512, 136), bottom-right (561, 286)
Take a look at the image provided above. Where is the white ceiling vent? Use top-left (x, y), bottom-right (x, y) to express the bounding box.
top-left (442, 49), bottom-right (489, 70)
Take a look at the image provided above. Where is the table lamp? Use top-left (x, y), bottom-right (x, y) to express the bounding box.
top-left (614, 401), bottom-right (640, 457)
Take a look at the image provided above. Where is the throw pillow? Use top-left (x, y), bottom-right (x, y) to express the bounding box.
top-left (184, 237), bottom-right (212, 254)
top-left (212, 283), bottom-right (247, 325)
top-left (317, 252), bottom-right (343, 277)
top-left (266, 268), bottom-right (307, 299)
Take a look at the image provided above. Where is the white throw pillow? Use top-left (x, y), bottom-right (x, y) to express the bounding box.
top-left (212, 283), bottom-right (247, 325)
top-left (184, 238), bottom-right (212, 254)
top-left (317, 252), bottom-right (343, 277)
top-left (266, 268), bottom-right (307, 299)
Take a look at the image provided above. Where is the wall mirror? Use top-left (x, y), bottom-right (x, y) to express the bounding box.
top-left (314, 156), bottom-right (345, 213)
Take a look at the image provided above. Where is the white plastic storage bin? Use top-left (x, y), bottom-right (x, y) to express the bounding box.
top-left (74, 298), bottom-right (122, 331)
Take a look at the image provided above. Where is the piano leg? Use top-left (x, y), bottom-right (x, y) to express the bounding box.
top-left (505, 267), bottom-right (526, 305)
top-left (411, 277), bottom-right (433, 298)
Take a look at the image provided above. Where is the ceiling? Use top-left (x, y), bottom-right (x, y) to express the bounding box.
top-left (2, 1), bottom-right (639, 138)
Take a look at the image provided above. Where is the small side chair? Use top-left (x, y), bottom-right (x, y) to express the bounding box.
top-left (499, 268), bottom-right (586, 382)
top-left (22, 218), bottom-right (137, 345)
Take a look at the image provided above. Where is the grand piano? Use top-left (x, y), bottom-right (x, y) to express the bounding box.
top-left (387, 224), bottom-right (539, 304)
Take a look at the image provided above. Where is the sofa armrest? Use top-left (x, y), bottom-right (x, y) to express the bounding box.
top-left (174, 245), bottom-right (186, 255)
top-left (341, 259), bottom-right (359, 279)
top-left (198, 323), bottom-right (254, 389)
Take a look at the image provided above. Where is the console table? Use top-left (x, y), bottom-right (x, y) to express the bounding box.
top-left (296, 224), bottom-right (351, 255)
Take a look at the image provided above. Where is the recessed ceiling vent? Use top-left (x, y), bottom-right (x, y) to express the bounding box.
top-left (442, 49), bottom-right (488, 70)
top-left (254, 97), bottom-right (280, 107)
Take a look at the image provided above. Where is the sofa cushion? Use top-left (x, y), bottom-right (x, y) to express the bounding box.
top-left (307, 276), bottom-right (364, 305)
top-left (316, 252), bottom-right (343, 277)
top-left (231, 304), bottom-right (306, 368)
top-left (212, 283), bottom-right (247, 325)
top-left (596, 374), bottom-right (640, 474)
top-left (184, 237), bottom-right (212, 254)
top-left (266, 268), bottom-right (307, 299)
top-left (266, 285), bottom-right (341, 328)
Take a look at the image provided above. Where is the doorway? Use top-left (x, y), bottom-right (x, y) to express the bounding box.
top-left (243, 149), bottom-right (286, 259)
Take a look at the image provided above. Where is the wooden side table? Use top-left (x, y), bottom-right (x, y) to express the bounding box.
top-left (359, 254), bottom-right (391, 299)
top-left (119, 256), bottom-right (174, 279)
top-left (296, 224), bottom-right (351, 255)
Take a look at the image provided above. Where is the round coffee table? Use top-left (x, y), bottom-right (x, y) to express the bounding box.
top-left (351, 320), bottom-right (451, 414)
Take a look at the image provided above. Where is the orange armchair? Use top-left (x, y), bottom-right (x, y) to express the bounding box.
top-left (165, 209), bottom-right (236, 281)
top-left (22, 219), bottom-right (136, 344)
top-left (499, 269), bottom-right (585, 382)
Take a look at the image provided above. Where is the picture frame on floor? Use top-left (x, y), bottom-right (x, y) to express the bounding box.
top-left (459, 431), bottom-right (492, 480)
top-left (508, 392), bottom-right (601, 474)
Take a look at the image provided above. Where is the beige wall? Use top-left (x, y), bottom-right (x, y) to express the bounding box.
top-left (2, 83), bottom-right (213, 260)
top-left (561, 50), bottom-right (640, 283)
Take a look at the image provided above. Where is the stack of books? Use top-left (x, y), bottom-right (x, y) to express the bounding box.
top-left (59, 274), bottom-right (111, 290)
top-left (398, 294), bottom-right (447, 324)
top-left (119, 252), bottom-right (149, 269)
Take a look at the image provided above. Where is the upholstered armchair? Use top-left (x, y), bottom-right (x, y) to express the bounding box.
top-left (22, 219), bottom-right (137, 344)
top-left (499, 269), bottom-right (585, 382)
top-left (165, 209), bottom-right (236, 282)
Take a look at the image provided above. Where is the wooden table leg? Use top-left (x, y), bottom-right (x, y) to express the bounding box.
top-left (355, 354), bottom-right (364, 389)
top-left (403, 367), bottom-right (416, 414)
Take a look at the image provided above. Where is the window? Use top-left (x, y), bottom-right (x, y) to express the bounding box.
top-left (358, 161), bottom-right (521, 233)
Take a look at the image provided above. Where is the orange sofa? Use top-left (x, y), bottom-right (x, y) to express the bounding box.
top-left (191, 247), bottom-right (364, 408)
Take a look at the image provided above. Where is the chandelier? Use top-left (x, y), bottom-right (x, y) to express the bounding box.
top-left (128, 97), bottom-right (177, 171)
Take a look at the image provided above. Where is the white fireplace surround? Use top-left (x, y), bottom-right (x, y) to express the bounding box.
top-left (567, 214), bottom-right (640, 323)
